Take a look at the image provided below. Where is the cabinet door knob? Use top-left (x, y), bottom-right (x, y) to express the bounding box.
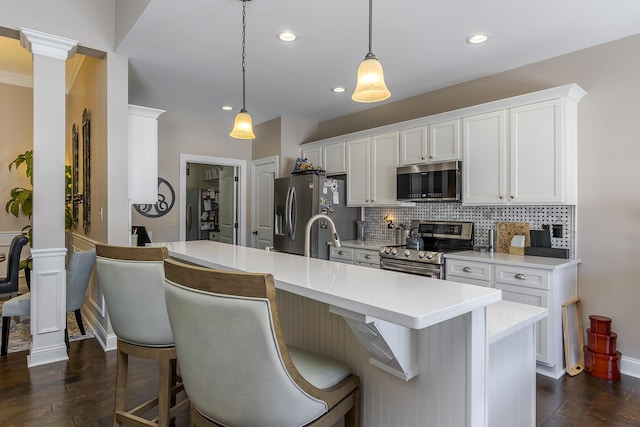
top-left (365, 254), bottom-right (371, 259)
top-left (499, 195), bottom-right (504, 199)
top-left (515, 273), bottom-right (526, 280)
top-left (463, 267), bottom-right (472, 273)
top-left (421, 156), bottom-right (425, 160)
top-left (339, 250), bottom-right (344, 255)
top-left (510, 195), bottom-right (515, 199)
top-left (429, 155), bottom-right (433, 159)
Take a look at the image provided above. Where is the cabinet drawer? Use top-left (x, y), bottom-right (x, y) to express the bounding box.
top-left (495, 265), bottom-right (550, 290)
top-left (330, 247), bottom-right (354, 262)
top-left (354, 249), bottom-right (380, 265)
top-left (446, 259), bottom-right (493, 281)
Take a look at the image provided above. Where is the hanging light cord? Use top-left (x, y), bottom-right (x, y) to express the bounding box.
top-left (240, 0), bottom-right (248, 112)
top-left (367, 0), bottom-right (373, 56)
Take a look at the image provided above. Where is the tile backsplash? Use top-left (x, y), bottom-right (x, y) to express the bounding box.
top-left (364, 204), bottom-right (574, 254)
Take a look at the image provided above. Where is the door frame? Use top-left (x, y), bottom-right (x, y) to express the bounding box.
top-left (179, 153), bottom-right (247, 246)
top-left (250, 155), bottom-right (279, 248)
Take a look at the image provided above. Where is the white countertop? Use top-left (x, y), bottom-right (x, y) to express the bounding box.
top-left (445, 250), bottom-right (581, 270)
top-left (161, 241), bottom-right (501, 330)
top-left (487, 300), bottom-right (547, 344)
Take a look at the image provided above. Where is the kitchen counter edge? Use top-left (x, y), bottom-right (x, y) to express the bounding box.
top-left (445, 250), bottom-right (581, 270)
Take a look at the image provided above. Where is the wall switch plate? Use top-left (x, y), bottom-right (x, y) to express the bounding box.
top-left (552, 224), bottom-right (563, 238)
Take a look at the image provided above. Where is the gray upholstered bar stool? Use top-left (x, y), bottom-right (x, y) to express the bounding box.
top-left (96, 245), bottom-right (189, 427)
top-left (163, 259), bottom-right (361, 427)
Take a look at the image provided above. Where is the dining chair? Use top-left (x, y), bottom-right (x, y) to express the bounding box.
top-left (163, 259), bottom-right (361, 427)
top-left (95, 245), bottom-right (188, 427)
top-left (0, 235), bottom-right (28, 298)
top-left (1, 248), bottom-right (96, 356)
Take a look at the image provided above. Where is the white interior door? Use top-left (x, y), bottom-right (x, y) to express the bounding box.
top-left (251, 156), bottom-right (278, 249)
top-left (218, 166), bottom-right (237, 244)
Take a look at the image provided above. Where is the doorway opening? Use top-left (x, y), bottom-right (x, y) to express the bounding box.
top-left (179, 154), bottom-right (247, 246)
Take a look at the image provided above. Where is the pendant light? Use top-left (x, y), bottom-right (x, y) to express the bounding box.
top-left (230, 0), bottom-right (256, 139)
top-left (352, 0), bottom-right (391, 103)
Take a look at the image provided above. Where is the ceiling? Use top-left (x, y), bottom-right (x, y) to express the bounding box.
top-left (4, 1), bottom-right (640, 127)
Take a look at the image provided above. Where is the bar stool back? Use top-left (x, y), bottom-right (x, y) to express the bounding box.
top-left (96, 245), bottom-right (189, 427)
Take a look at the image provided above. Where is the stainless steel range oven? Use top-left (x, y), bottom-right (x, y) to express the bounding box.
top-left (380, 220), bottom-right (474, 278)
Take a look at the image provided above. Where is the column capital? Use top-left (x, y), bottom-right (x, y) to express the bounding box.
top-left (19, 27), bottom-right (78, 61)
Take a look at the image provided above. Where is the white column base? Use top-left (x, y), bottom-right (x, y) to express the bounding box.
top-left (28, 247), bottom-right (68, 367)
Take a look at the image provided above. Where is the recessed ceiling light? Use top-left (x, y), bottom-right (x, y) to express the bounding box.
top-left (276, 31), bottom-right (297, 42)
top-left (332, 87), bottom-right (346, 93)
top-left (466, 34), bottom-right (489, 44)
top-left (221, 105), bottom-right (233, 111)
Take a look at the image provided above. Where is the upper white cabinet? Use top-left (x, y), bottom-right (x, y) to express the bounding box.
top-left (301, 141), bottom-right (346, 175)
top-left (463, 90), bottom-right (583, 205)
top-left (462, 110), bottom-right (508, 204)
top-left (301, 84), bottom-right (585, 206)
top-left (128, 105), bottom-right (165, 204)
top-left (347, 132), bottom-right (399, 206)
top-left (399, 119), bottom-right (460, 165)
top-left (322, 141), bottom-right (346, 174)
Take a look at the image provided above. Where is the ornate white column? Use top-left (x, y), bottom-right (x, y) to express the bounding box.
top-left (20, 28), bottom-right (78, 367)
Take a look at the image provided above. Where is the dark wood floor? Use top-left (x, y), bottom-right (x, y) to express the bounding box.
top-left (1, 338), bottom-right (639, 426)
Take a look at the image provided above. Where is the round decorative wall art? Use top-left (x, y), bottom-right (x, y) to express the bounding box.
top-left (133, 177), bottom-right (175, 218)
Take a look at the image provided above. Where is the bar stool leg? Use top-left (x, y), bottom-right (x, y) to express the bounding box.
top-left (113, 344), bottom-right (129, 427)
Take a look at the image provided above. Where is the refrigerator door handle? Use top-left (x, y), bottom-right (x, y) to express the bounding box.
top-left (187, 204), bottom-right (192, 234)
top-left (285, 187), bottom-right (292, 240)
top-left (290, 186), bottom-right (297, 240)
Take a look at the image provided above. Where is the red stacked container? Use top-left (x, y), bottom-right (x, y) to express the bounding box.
top-left (584, 315), bottom-right (621, 380)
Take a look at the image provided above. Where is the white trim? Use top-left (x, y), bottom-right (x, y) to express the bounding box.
top-left (0, 71), bottom-right (33, 88)
top-left (621, 355), bottom-right (640, 379)
top-left (179, 154), bottom-right (247, 246)
top-left (19, 28), bottom-right (78, 60)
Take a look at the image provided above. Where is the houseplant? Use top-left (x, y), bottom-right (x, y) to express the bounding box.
top-left (5, 150), bottom-right (73, 276)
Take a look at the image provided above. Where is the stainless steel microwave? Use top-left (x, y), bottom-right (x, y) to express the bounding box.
top-left (396, 161), bottom-right (461, 202)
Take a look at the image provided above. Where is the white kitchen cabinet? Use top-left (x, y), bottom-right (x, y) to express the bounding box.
top-left (322, 141), bottom-right (346, 174)
top-left (346, 133), bottom-right (399, 206)
top-left (128, 105), bottom-right (165, 204)
top-left (445, 252), bottom-right (578, 378)
top-left (399, 119), bottom-right (460, 166)
top-left (429, 119), bottom-right (460, 163)
top-left (329, 246), bottom-right (354, 264)
top-left (300, 145), bottom-right (322, 170)
top-left (510, 99), bottom-right (565, 204)
top-left (463, 95), bottom-right (581, 205)
top-left (301, 141), bottom-right (346, 175)
top-left (354, 248), bottom-right (381, 269)
top-left (462, 110), bottom-right (507, 204)
top-left (399, 126), bottom-right (426, 165)
top-left (494, 281), bottom-right (550, 365)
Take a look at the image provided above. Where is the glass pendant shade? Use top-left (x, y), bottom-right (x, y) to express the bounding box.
top-left (352, 55), bottom-right (391, 103)
top-left (229, 109), bottom-right (255, 139)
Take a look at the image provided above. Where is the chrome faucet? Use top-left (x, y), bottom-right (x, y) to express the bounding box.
top-left (304, 213), bottom-right (341, 257)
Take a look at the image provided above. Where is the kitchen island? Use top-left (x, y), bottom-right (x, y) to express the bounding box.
top-left (162, 240), bottom-right (545, 426)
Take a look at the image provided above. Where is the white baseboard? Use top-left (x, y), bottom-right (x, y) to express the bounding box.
top-left (621, 355), bottom-right (640, 379)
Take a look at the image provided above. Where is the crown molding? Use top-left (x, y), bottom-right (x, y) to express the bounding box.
top-left (0, 70), bottom-right (33, 88)
top-left (19, 28), bottom-right (78, 60)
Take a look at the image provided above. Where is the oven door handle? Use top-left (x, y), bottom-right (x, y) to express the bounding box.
top-left (381, 261), bottom-right (441, 278)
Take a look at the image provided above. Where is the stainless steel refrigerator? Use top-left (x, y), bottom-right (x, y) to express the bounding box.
top-left (274, 175), bottom-right (358, 259)
top-left (186, 189), bottom-right (217, 241)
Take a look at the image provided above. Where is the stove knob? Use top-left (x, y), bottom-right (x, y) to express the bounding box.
top-left (426, 252), bottom-right (434, 260)
top-left (380, 247), bottom-right (386, 254)
top-left (418, 251), bottom-right (426, 258)
top-left (404, 250), bottom-right (411, 257)
top-left (391, 248), bottom-right (398, 255)
top-left (384, 247), bottom-right (391, 254)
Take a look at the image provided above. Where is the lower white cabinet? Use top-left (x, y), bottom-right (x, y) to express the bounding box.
top-left (445, 254), bottom-right (578, 378)
top-left (330, 246), bottom-right (381, 269)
